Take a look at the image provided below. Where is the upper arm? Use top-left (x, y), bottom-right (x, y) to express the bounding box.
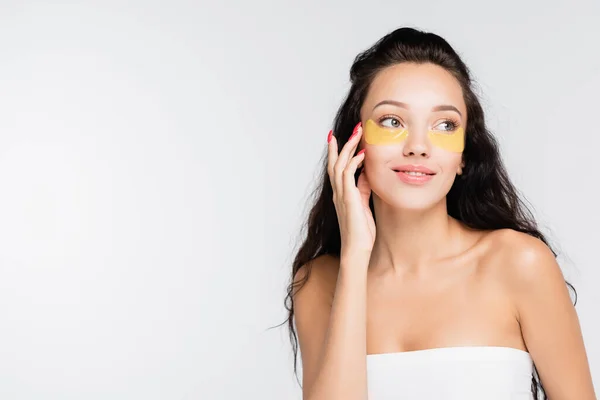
top-left (292, 254), bottom-right (340, 394)
top-left (504, 232), bottom-right (596, 399)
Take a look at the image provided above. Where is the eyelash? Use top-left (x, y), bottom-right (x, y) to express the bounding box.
top-left (378, 115), bottom-right (405, 128)
top-left (378, 115), bottom-right (461, 131)
top-left (438, 118), bottom-right (460, 131)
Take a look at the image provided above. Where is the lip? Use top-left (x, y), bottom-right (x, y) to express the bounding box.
top-left (391, 164), bottom-right (436, 174)
top-left (392, 164), bottom-right (436, 185)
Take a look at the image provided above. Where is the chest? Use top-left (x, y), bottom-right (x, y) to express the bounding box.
top-left (366, 268), bottom-right (518, 353)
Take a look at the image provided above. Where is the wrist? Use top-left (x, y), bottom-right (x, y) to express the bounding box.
top-left (340, 249), bottom-right (371, 265)
top-left (339, 252), bottom-right (371, 273)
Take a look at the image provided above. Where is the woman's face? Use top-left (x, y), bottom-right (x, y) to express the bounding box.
top-left (359, 62), bottom-right (467, 211)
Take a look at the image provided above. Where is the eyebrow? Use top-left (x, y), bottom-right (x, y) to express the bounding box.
top-left (372, 100), bottom-right (463, 118)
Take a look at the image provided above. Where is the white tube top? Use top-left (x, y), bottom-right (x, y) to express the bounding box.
top-left (367, 346), bottom-right (534, 400)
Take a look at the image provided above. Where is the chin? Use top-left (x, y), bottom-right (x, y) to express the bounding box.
top-left (376, 189), bottom-right (444, 212)
top-left (394, 198), bottom-right (441, 211)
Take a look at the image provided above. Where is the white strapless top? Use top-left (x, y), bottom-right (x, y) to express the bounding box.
top-left (367, 346), bottom-right (534, 400)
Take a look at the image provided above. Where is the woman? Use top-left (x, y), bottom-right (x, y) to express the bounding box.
top-left (283, 27), bottom-right (596, 399)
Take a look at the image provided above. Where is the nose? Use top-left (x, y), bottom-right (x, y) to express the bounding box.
top-left (402, 129), bottom-right (431, 158)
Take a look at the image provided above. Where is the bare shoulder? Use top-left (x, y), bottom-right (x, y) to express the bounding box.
top-left (481, 228), bottom-right (566, 295)
top-left (293, 253), bottom-right (340, 304)
top-left (484, 228), bottom-right (559, 271)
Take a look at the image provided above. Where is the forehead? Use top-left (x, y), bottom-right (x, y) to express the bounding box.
top-left (361, 62), bottom-right (466, 118)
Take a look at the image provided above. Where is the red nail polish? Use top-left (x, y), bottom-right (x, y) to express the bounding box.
top-left (357, 149), bottom-right (365, 156)
top-left (350, 122), bottom-right (362, 140)
top-left (327, 129), bottom-right (333, 143)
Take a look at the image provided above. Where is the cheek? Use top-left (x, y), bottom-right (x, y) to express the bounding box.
top-left (361, 146), bottom-right (391, 180)
top-left (362, 143), bottom-right (394, 165)
top-left (438, 153), bottom-right (463, 174)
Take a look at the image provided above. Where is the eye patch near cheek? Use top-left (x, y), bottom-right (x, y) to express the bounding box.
top-left (363, 119), bottom-right (465, 152)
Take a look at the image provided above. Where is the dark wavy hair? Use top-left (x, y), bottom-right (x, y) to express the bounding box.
top-left (282, 27), bottom-right (576, 400)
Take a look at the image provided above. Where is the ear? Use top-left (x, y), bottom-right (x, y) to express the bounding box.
top-left (457, 160), bottom-right (465, 175)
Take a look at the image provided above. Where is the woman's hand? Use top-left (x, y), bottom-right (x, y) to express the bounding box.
top-left (327, 122), bottom-right (376, 260)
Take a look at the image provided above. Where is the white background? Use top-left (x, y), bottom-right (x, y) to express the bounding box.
top-left (0, 1), bottom-right (598, 399)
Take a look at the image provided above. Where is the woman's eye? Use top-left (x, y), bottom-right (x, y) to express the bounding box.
top-left (435, 120), bottom-right (458, 132)
top-left (380, 117), bottom-right (403, 129)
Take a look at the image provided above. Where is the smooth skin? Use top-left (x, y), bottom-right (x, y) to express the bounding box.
top-left (294, 62), bottom-right (596, 400)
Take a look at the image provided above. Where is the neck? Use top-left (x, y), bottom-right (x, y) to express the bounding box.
top-left (369, 196), bottom-right (461, 276)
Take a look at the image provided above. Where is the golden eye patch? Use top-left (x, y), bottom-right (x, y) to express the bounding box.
top-left (427, 128), bottom-right (465, 152)
top-left (363, 118), bottom-right (409, 146)
top-left (363, 119), bottom-right (465, 152)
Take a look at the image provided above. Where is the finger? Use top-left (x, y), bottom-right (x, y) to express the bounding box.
top-left (342, 148), bottom-right (365, 198)
top-left (336, 123), bottom-right (362, 171)
top-left (327, 129), bottom-right (338, 192)
top-left (356, 167), bottom-right (372, 208)
top-left (335, 123), bottom-right (362, 195)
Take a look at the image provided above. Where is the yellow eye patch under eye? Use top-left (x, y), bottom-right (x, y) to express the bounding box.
top-left (363, 119), bottom-right (465, 152)
top-left (428, 128), bottom-right (465, 152)
top-left (363, 119), bottom-right (408, 145)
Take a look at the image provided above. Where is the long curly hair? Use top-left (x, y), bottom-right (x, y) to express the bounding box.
top-left (282, 26), bottom-right (576, 399)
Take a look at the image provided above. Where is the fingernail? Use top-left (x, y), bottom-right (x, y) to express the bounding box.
top-left (357, 149), bottom-right (365, 156)
top-left (327, 129), bottom-right (333, 143)
top-left (350, 122), bottom-right (362, 140)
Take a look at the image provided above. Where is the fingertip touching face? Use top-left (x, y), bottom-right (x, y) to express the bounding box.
top-left (359, 62), bottom-right (467, 210)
